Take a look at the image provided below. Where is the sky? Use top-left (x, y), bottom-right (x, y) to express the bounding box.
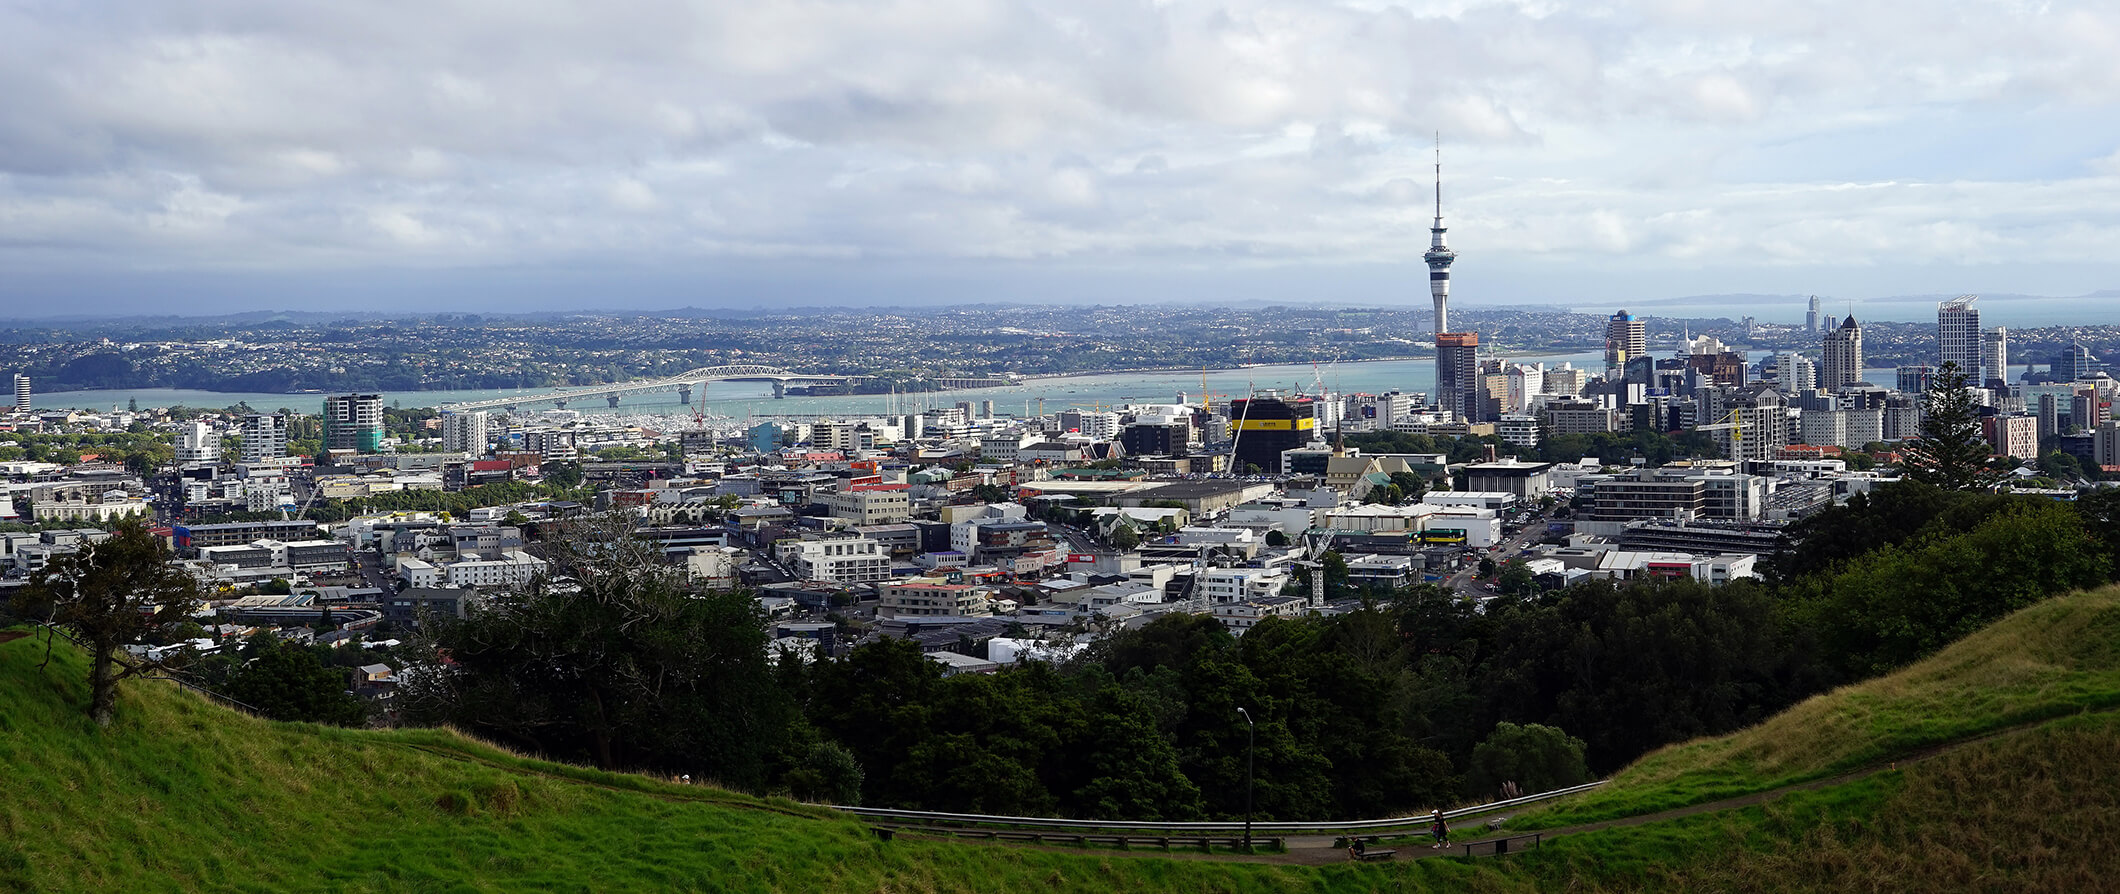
top-left (5, 0), bottom-right (2120, 319)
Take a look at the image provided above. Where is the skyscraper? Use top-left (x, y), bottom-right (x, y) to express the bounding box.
top-left (12, 374), bottom-right (27, 412)
top-left (1937, 296), bottom-right (1983, 381)
top-left (2055, 340), bottom-right (2102, 382)
top-left (441, 410), bottom-right (489, 456)
top-left (1981, 327), bottom-right (2009, 389)
top-left (323, 393), bottom-right (386, 454)
top-left (241, 414), bottom-right (288, 463)
top-left (1228, 393), bottom-right (1316, 474)
top-left (1423, 139), bottom-right (1455, 339)
top-left (1807, 295), bottom-right (1821, 334)
top-left (1821, 315), bottom-right (1863, 392)
top-left (1436, 332), bottom-right (1481, 422)
top-left (1605, 310), bottom-right (1646, 371)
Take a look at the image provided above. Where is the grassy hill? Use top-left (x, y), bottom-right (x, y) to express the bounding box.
top-left (0, 631), bottom-right (1354, 894)
top-left (8, 584), bottom-right (2120, 892)
top-left (1519, 582), bottom-right (2120, 829)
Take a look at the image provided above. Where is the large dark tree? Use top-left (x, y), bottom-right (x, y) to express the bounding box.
top-left (220, 634), bottom-right (370, 726)
top-left (1900, 361), bottom-right (2009, 491)
top-left (11, 522), bottom-right (201, 726)
top-left (404, 516), bottom-right (790, 787)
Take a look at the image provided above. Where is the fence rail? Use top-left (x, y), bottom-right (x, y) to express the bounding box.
top-left (833, 780), bottom-right (1605, 835)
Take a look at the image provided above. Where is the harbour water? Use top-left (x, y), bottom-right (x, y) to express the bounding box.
top-left (33, 352), bottom-right (1610, 417)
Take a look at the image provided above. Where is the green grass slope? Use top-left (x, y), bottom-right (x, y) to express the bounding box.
top-left (0, 632), bottom-right (1369, 894)
top-left (10, 582), bottom-right (2120, 893)
top-left (1524, 583), bottom-right (2120, 828)
top-left (1479, 710), bottom-right (2120, 893)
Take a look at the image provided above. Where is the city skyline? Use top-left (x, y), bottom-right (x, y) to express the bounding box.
top-left (5, 2), bottom-right (2120, 315)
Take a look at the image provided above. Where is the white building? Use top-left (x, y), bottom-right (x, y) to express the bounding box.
top-left (441, 411), bottom-right (490, 456)
top-left (822, 487), bottom-right (911, 525)
top-left (176, 421), bottom-right (220, 466)
top-left (396, 550), bottom-right (547, 589)
top-left (779, 537), bottom-right (892, 584)
top-left (1197, 567), bottom-right (1290, 603)
top-left (684, 546), bottom-right (743, 590)
top-left (1496, 414), bottom-right (1540, 448)
top-left (241, 414), bottom-right (288, 463)
top-left (1212, 596), bottom-right (1309, 634)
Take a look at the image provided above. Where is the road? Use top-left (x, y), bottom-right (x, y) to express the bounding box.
top-left (1446, 509), bottom-right (1555, 600)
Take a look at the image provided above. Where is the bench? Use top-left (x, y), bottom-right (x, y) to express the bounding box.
top-left (1354, 848), bottom-right (1397, 862)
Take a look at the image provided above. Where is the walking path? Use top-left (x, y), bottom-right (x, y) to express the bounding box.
top-left (890, 709), bottom-right (2098, 867)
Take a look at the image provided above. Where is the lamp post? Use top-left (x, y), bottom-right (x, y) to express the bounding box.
top-left (1236, 706), bottom-right (1255, 853)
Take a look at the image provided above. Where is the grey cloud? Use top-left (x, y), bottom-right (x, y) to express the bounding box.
top-left (2, 0), bottom-right (2119, 311)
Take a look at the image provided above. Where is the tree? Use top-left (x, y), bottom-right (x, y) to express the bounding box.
top-left (1108, 523), bottom-right (1141, 551)
top-left (1466, 722), bottom-right (1588, 799)
top-left (219, 634), bottom-right (370, 726)
top-left (1496, 559), bottom-right (1537, 597)
top-left (542, 460), bottom-right (584, 488)
top-left (404, 516), bottom-right (791, 785)
top-left (11, 522), bottom-right (202, 725)
top-left (2040, 450), bottom-right (2086, 482)
top-left (1900, 361), bottom-right (2008, 491)
top-left (1264, 529), bottom-right (1290, 548)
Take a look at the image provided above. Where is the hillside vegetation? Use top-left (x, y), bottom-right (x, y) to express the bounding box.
top-left (0, 631), bottom-right (1354, 894)
top-left (1523, 583), bottom-right (2120, 827)
top-left (9, 587), bottom-right (2120, 892)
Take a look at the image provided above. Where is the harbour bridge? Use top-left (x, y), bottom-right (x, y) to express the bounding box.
top-left (437, 365), bottom-right (872, 413)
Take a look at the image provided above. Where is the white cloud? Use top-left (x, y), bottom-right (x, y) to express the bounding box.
top-left (0, 0), bottom-right (2118, 307)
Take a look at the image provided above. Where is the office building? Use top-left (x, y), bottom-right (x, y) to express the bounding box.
top-left (1981, 328), bottom-right (2010, 389)
top-left (2096, 421), bottom-right (2120, 469)
top-left (323, 393), bottom-right (385, 453)
top-left (2055, 341), bottom-right (2101, 382)
top-left (1981, 414), bottom-right (2038, 462)
top-left (1605, 311), bottom-right (1646, 371)
top-left (1937, 296), bottom-right (1983, 381)
top-left (240, 414), bottom-right (288, 463)
top-left (1806, 295), bottom-right (1821, 334)
top-left (440, 410), bottom-right (489, 456)
top-left (1821, 316), bottom-right (1863, 392)
top-left (1433, 332), bottom-right (1479, 422)
top-left (1229, 394), bottom-right (1317, 474)
top-left (1897, 365), bottom-right (1935, 396)
top-left (11, 374), bottom-right (26, 412)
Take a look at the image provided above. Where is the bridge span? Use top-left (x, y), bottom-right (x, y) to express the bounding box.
top-left (438, 365), bottom-right (871, 412)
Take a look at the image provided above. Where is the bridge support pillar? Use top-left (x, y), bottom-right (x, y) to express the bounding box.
top-left (678, 386), bottom-right (692, 407)
top-left (607, 395), bottom-right (621, 408)
top-left (772, 381), bottom-right (786, 399)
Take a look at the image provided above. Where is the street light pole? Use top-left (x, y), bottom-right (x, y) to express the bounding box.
top-left (1236, 706), bottom-right (1255, 853)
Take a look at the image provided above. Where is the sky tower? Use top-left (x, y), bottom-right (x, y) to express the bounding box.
top-left (1423, 137), bottom-right (1455, 337)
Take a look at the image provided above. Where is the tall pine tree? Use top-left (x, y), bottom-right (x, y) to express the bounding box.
top-left (1900, 361), bottom-right (2007, 491)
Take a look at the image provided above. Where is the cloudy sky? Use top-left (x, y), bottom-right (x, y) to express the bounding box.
top-left (5, 0), bottom-right (2120, 318)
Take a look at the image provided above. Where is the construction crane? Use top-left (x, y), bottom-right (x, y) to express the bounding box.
top-left (1293, 526), bottom-right (1342, 608)
top-left (1691, 408), bottom-right (1747, 460)
top-left (281, 484), bottom-right (321, 523)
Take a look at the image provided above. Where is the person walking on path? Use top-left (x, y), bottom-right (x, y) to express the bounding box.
top-left (1430, 809), bottom-right (1450, 849)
